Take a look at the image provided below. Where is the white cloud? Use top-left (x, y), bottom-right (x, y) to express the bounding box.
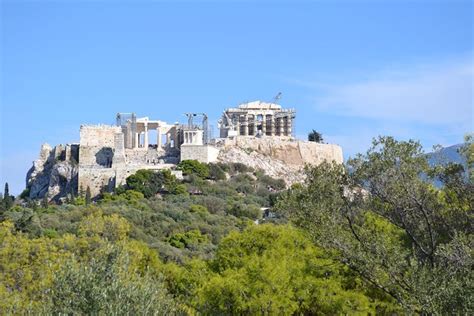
top-left (315, 59), bottom-right (473, 130)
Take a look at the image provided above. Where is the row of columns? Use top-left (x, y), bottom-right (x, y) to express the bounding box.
top-left (239, 114), bottom-right (292, 136)
top-left (130, 123), bottom-right (175, 150)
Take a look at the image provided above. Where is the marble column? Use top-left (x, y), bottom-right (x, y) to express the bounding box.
top-left (262, 114), bottom-right (267, 136)
top-left (144, 123), bottom-right (149, 149)
top-left (157, 126), bottom-right (161, 149)
top-left (254, 116), bottom-right (260, 136)
top-left (276, 117), bottom-right (282, 136)
top-left (270, 115), bottom-right (275, 136)
top-left (134, 132), bottom-right (139, 149)
top-left (287, 117), bottom-right (292, 137)
top-left (243, 115), bottom-right (249, 136)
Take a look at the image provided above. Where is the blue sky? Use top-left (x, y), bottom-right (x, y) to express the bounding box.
top-left (1, 0), bottom-right (472, 194)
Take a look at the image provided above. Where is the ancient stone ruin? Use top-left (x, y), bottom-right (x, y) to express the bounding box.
top-left (26, 100), bottom-right (343, 201)
top-left (219, 101), bottom-right (295, 138)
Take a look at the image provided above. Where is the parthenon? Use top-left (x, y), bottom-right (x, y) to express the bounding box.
top-left (219, 101), bottom-right (296, 138)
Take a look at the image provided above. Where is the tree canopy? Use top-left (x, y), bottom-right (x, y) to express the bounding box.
top-left (308, 129), bottom-right (324, 143)
top-left (277, 136), bottom-right (473, 314)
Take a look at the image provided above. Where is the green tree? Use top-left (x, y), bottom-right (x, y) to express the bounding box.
top-left (208, 163), bottom-right (226, 180)
top-left (0, 213), bottom-right (181, 314)
top-left (48, 244), bottom-right (179, 315)
top-left (85, 186), bottom-right (92, 205)
top-left (460, 133), bottom-right (473, 182)
top-left (177, 160), bottom-right (210, 178)
top-left (277, 136), bottom-right (473, 314)
top-left (125, 169), bottom-right (164, 198)
top-left (308, 129), bottom-right (323, 143)
top-left (2, 183), bottom-right (13, 210)
top-left (168, 229), bottom-right (208, 249)
top-left (41, 195), bottom-right (49, 208)
top-left (189, 225), bottom-right (396, 314)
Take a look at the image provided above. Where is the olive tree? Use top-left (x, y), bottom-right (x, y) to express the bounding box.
top-left (277, 136), bottom-right (473, 314)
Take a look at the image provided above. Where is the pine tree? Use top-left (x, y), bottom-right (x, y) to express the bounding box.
top-left (308, 130), bottom-right (323, 143)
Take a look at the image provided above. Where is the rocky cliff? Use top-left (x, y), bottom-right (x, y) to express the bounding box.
top-left (215, 137), bottom-right (343, 185)
top-left (26, 143), bottom-right (79, 202)
top-left (25, 137), bottom-right (343, 200)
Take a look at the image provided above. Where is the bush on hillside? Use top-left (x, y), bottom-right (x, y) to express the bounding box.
top-left (125, 169), bottom-right (165, 198)
top-left (177, 160), bottom-right (209, 178)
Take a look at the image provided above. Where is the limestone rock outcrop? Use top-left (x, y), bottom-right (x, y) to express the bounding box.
top-left (216, 137), bottom-right (343, 185)
top-left (26, 143), bottom-right (79, 202)
top-left (25, 136), bottom-right (343, 200)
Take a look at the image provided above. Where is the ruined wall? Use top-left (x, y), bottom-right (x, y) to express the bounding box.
top-left (78, 168), bottom-right (116, 197)
top-left (79, 125), bottom-right (121, 167)
top-left (78, 125), bottom-right (122, 196)
top-left (220, 137), bottom-right (343, 166)
top-left (180, 145), bottom-right (220, 163)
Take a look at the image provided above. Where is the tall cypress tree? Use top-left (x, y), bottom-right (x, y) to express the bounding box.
top-left (85, 186), bottom-right (92, 205)
top-left (3, 183), bottom-right (13, 210)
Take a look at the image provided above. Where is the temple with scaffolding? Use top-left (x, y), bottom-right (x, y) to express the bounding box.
top-left (218, 101), bottom-right (296, 138)
top-left (76, 99), bottom-right (298, 197)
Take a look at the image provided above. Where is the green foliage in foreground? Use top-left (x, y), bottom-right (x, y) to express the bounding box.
top-left (0, 211), bottom-right (397, 315)
top-left (1, 141), bottom-right (472, 314)
top-left (164, 224), bottom-right (398, 314)
top-left (277, 136), bottom-right (474, 314)
top-left (0, 212), bottom-right (181, 315)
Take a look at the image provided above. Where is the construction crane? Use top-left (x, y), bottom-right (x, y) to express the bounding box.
top-left (271, 92), bottom-right (282, 105)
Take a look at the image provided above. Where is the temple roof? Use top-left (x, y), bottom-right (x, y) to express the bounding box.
top-left (238, 101), bottom-right (282, 110)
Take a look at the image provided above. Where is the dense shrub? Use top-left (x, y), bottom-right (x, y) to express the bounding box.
top-left (208, 163), bottom-right (226, 180)
top-left (227, 202), bottom-right (261, 219)
top-left (258, 174), bottom-right (286, 190)
top-left (177, 160), bottom-right (210, 178)
top-left (194, 196), bottom-right (227, 214)
top-left (168, 229), bottom-right (208, 249)
top-left (0, 214), bottom-right (181, 315)
top-left (189, 204), bottom-right (208, 215)
top-left (125, 169), bottom-right (165, 198)
top-left (230, 162), bottom-right (253, 174)
top-left (165, 225), bottom-right (398, 314)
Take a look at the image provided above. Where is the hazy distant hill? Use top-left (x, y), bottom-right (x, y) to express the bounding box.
top-left (426, 143), bottom-right (468, 186)
top-left (426, 143), bottom-right (467, 167)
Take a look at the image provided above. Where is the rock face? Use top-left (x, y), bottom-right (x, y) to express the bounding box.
top-left (216, 137), bottom-right (343, 185)
top-left (26, 143), bottom-right (79, 202)
top-left (26, 137), bottom-right (343, 200)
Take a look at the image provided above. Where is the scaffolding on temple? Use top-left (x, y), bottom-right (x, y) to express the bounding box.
top-left (184, 113), bottom-right (209, 144)
top-left (116, 113), bottom-right (137, 148)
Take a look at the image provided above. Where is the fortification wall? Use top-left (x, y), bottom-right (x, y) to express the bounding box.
top-left (79, 125), bottom-right (120, 147)
top-left (79, 125), bottom-right (121, 167)
top-left (298, 141), bottom-right (343, 165)
top-left (180, 145), bottom-right (220, 163)
top-left (79, 164), bottom-right (179, 197)
top-left (220, 137), bottom-right (343, 166)
top-left (78, 125), bottom-right (121, 196)
top-left (78, 167), bottom-right (116, 197)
